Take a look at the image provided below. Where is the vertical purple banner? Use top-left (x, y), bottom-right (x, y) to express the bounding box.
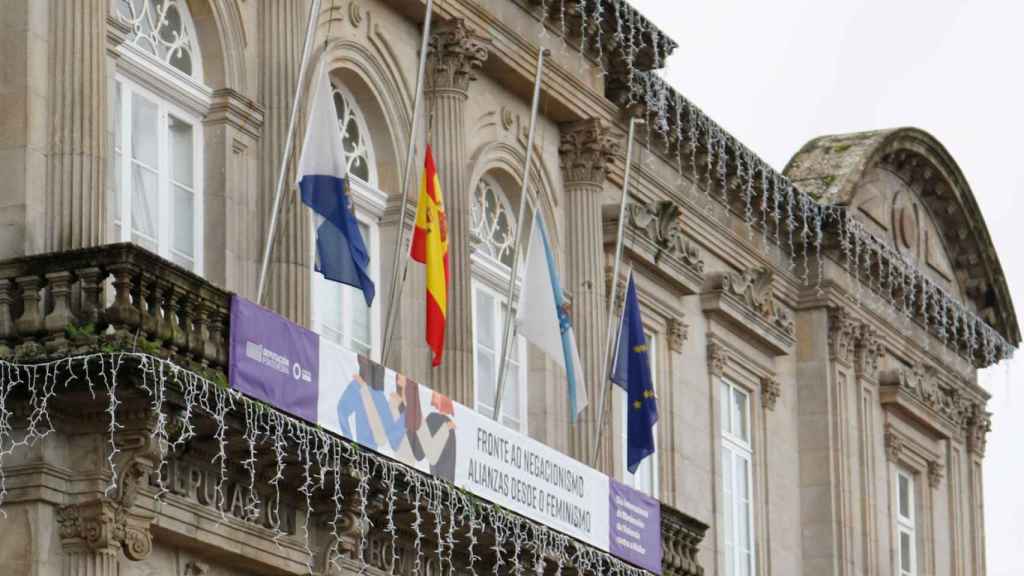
top-left (228, 295), bottom-right (319, 423)
top-left (609, 480), bottom-right (663, 574)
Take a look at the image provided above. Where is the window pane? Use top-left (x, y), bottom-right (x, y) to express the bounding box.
top-left (898, 474), bottom-right (911, 519)
top-left (173, 184), bottom-right (194, 258)
top-left (502, 359), bottom-right (520, 430)
top-left (169, 115), bottom-right (193, 187)
top-left (131, 92), bottom-right (158, 167)
top-left (476, 290), bottom-right (495, 348)
top-left (349, 290), bottom-right (371, 353)
top-left (318, 280), bottom-right (344, 344)
top-left (131, 164), bottom-right (158, 244)
top-left (476, 349), bottom-right (495, 412)
top-left (900, 531), bottom-right (912, 572)
top-left (733, 387), bottom-right (749, 442)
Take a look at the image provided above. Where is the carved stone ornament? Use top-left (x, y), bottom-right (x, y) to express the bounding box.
top-left (761, 376), bottom-right (781, 411)
top-left (713, 266), bottom-right (794, 336)
top-left (559, 118), bottom-right (620, 185)
top-left (928, 460), bottom-right (944, 489)
top-left (884, 425), bottom-right (904, 463)
top-left (426, 19), bottom-right (490, 93)
top-left (855, 324), bottom-right (884, 380)
top-left (828, 306), bottom-right (859, 367)
top-left (880, 362), bottom-right (974, 431)
top-left (56, 416), bottom-right (161, 560)
top-left (627, 200), bottom-right (705, 273)
top-left (707, 340), bottom-right (730, 378)
top-left (668, 316), bottom-right (689, 353)
top-left (966, 404), bottom-right (992, 455)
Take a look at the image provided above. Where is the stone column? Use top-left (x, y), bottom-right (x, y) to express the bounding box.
top-left (258, 0), bottom-right (312, 323)
top-left (558, 119), bottom-right (619, 468)
top-left (45, 0), bottom-right (108, 250)
top-left (425, 19), bottom-right (489, 404)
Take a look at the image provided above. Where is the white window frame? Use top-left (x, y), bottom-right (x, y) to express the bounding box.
top-left (721, 379), bottom-right (755, 576)
top-left (308, 81), bottom-right (385, 360)
top-left (112, 75), bottom-right (205, 274)
top-left (471, 266), bottom-right (528, 432)
top-left (619, 332), bottom-right (659, 497)
top-left (895, 467), bottom-right (918, 576)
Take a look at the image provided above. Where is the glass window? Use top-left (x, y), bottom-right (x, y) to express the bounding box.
top-left (721, 380), bottom-right (754, 576)
top-left (896, 468), bottom-right (917, 576)
top-left (116, 0), bottom-right (202, 80)
top-left (471, 176), bottom-right (516, 267)
top-left (113, 78), bottom-right (202, 272)
top-left (472, 281), bottom-right (526, 431)
top-left (620, 333), bottom-right (659, 497)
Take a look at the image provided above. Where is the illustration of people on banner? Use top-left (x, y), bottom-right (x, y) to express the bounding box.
top-left (319, 341), bottom-right (457, 482)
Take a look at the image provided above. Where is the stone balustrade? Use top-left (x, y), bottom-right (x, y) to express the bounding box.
top-left (0, 243), bottom-right (231, 374)
top-left (661, 504), bottom-right (709, 576)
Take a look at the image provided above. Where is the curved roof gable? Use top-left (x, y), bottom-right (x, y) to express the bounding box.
top-left (784, 127), bottom-right (1019, 345)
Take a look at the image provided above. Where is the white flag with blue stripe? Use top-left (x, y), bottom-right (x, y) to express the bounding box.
top-left (515, 213), bottom-right (588, 421)
top-left (296, 62), bottom-right (375, 306)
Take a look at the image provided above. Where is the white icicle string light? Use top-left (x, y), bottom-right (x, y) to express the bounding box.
top-left (103, 354), bottom-right (124, 497)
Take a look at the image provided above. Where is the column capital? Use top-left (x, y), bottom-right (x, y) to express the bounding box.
top-left (559, 118), bottom-right (620, 185)
top-left (57, 496), bottom-right (153, 560)
top-left (427, 19), bottom-right (490, 93)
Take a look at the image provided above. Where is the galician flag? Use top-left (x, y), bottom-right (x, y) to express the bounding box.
top-left (516, 213), bottom-right (588, 421)
top-left (296, 62), bottom-right (374, 306)
top-left (410, 146), bottom-right (448, 367)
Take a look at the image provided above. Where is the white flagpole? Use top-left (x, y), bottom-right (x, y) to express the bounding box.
top-left (381, 0), bottom-right (435, 366)
top-left (591, 116), bottom-right (643, 466)
top-left (256, 0), bottom-right (323, 305)
top-left (492, 48), bottom-right (549, 420)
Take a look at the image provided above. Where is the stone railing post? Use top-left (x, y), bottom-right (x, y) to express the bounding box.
top-left (425, 19), bottom-right (489, 404)
top-left (559, 118), bottom-right (619, 468)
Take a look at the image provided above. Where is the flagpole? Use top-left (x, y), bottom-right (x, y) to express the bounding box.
top-left (381, 0), bottom-right (435, 366)
top-left (491, 48), bottom-right (549, 421)
top-left (256, 0), bottom-right (323, 305)
top-left (590, 116), bottom-right (643, 466)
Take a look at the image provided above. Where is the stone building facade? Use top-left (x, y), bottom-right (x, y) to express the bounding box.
top-left (0, 1), bottom-right (1016, 576)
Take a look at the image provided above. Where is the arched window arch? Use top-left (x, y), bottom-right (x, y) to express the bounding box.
top-left (311, 77), bottom-right (387, 358)
top-left (470, 173), bottom-right (528, 431)
top-left (111, 0), bottom-right (208, 273)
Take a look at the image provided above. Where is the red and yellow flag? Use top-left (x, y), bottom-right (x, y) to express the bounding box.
top-left (410, 145), bottom-right (448, 367)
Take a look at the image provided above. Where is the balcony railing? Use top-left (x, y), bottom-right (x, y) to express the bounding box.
top-left (0, 243), bottom-right (230, 376)
top-left (0, 243), bottom-right (707, 575)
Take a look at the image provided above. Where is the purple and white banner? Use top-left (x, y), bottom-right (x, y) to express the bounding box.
top-left (228, 296), bottom-right (661, 573)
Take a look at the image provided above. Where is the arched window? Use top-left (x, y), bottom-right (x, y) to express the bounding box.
top-left (111, 0), bottom-right (207, 272)
top-left (311, 81), bottom-right (385, 358)
top-left (470, 175), bottom-right (527, 431)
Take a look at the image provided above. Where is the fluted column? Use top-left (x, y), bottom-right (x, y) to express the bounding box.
top-left (425, 20), bottom-right (489, 404)
top-left (45, 0), bottom-right (108, 250)
top-left (258, 0), bottom-right (311, 323)
top-left (559, 119), bottom-right (619, 469)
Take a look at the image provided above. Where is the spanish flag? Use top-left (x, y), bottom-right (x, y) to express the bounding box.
top-left (410, 146), bottom-right (448, 366)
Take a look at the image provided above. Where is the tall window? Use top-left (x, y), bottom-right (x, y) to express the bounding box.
top-left (112, 0), bottom-right (205, 272)
top-left (721, 380), bottom-right (754, 576)
top-left (311, 83), bottom-right (383, 358)
top-left (620, 333), bottom-right (658, 496)
top-left (471, 175), bottom-right (526, 430)
top-left (895, 468), bottom-right (918, 576)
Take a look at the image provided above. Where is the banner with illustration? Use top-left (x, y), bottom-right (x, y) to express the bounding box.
top-left (229, 296), bottom-right (661, 573)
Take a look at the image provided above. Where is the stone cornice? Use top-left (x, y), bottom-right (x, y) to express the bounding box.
top-left (702, 266), bottom-right (795, 356)
top-left (559, 118), bottom-right (620, 185)
top-left (426, 18), bottom-right (490, 94)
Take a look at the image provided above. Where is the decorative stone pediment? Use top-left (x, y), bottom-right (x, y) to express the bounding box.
top-left (611, 200), bottom-right (705, 295)
top-left (879, 362), bottom-right (984, 443)
top-left (701, 267), bottom-right (794, 356)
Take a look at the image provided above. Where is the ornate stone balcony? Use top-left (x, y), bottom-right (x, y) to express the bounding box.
top-left (0, 244), bottom-right (707, 575)
top-left (0, 243), bottom-right (230, 378)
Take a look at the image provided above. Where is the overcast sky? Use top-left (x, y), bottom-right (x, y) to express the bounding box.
top-left (628, 1), bottom-right (1024, 573)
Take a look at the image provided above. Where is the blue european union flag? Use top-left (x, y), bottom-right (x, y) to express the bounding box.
top-left (299, 175), bottom-right (375, 307)
top-left (611, 271), bottom-right (657, 474)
